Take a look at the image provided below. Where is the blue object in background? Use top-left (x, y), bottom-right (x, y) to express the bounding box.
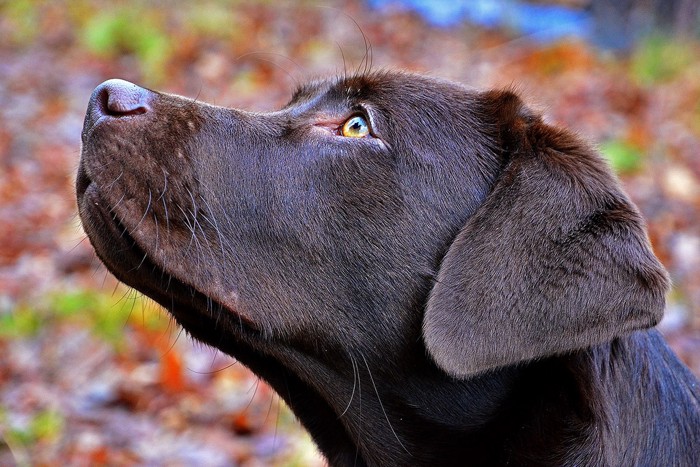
top-left (367, 0), bottom-right (593, 43)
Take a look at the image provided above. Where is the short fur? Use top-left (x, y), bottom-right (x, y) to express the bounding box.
top-left (77, 72), bottom-right (700, 466)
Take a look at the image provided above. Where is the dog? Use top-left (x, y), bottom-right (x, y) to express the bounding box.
top-left (77, 71), bottom-right (700, 466)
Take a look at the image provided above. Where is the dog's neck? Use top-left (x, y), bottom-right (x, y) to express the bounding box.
top-left (184, 308), bottom-right (603, 466)
top-left (260, 343), bottom-right (592, 466)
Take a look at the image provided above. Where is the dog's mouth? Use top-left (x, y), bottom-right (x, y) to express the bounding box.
top-left (76, 169), bottom-right (259, 335)
top-left (77, 155), bottom-right (260, 337)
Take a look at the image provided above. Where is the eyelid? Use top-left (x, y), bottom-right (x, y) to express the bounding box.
top-left (352, 105), bottom-right (372, 124)
top-left (358, 105), bottom-right (384, 139)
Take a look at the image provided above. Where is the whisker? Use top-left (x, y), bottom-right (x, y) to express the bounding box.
top-left (104, 170), bottom-right (124, 190)
top-left (340, 353), bottom-right (359, 418)
top-left (360, 354), bottom-right (409, 456)
top-left (109, 194), bottom-right (125, 216)
top-left (133, 188), bottom-right (153, 231)
top-left (158, 169), bottom-right (171, 233)
top-left (130, 252), bottom-right (149, 272)
top-left (176, 203), bottom-right (201, 255)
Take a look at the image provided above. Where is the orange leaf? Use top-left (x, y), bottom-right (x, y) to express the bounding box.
top-left (159, 346), bottom-right (185, 393)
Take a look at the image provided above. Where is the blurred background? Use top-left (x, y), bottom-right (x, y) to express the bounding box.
top-left (1, 0), bottom-right (699, 465)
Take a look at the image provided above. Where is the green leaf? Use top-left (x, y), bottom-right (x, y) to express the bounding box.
top-left (80, 5), bottom-right (172, 84)
top-left (0, 306), bottom-right (41, 338)
top-left (52, 290), bottom-right (99, 317)
top-left (30, 410), bottom-right (65, 442)
top-left (631, 35), bottom-right (694, 86)
top-left (600, 140), bottom-right (644, 174)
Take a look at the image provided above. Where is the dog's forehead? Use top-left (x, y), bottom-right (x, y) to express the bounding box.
top-left (285, 71), bottom-right (431, 108)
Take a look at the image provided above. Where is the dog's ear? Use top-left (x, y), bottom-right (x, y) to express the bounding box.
top-left (423, 90), bottom-right (670, 378)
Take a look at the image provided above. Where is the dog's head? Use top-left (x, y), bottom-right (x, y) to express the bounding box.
top-left (77, 70), bottom-right (668, 383)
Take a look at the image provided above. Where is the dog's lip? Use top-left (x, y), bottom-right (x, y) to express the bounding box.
top-left (81, 114), bottom-right (144, 144)
top-left (79, 176), bottom-right (259, 333)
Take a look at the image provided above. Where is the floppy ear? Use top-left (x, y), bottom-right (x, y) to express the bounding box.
top-left (423, 90), bottom-right (670, 378)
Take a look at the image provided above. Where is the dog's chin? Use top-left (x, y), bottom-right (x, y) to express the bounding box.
top-left (77, 170), bottom-right (259, 335)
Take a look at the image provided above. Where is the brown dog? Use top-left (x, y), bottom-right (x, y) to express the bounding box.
top-left (77, 72), bottom-right (700, 466)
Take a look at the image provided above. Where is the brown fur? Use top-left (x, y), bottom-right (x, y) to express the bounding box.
top-left (78, 72), bottom-right (700, 466)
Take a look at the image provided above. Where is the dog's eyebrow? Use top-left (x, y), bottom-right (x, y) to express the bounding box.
top-left (287, 84), bottom-right (317, 106)
top-left (284, 80), bottom-right (367, 118)
top-left (286, 79), bottom-right (335, 108)
top-left (288, 73), bottom-right (376, 107)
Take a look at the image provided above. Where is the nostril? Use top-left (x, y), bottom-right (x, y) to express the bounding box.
top-left (93, 79), bottom-right (151, 118)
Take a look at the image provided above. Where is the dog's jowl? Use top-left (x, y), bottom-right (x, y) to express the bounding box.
top-left (77, 73), bottom-right (700, 466)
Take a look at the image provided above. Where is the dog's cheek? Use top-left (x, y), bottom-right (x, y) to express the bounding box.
top-left (219, 141), bottom-right (409, 341)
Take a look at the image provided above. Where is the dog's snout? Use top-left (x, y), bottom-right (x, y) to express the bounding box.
top-left (84, 79), bottom-right (152, 132)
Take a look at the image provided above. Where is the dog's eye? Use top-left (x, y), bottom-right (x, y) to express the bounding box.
top-left (340, 115), bottom-right (370, 138)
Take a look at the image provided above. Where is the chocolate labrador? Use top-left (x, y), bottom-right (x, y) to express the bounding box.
top-left (77, 71), bottom-right (700, 466)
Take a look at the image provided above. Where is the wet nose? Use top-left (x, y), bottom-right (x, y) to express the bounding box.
top-left (85, 79), bottom-right (152, 130)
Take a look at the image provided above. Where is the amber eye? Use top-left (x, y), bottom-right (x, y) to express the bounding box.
top-left (340, 115), bottom-right (370, 138)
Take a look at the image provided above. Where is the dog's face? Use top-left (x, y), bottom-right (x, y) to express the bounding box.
top-left (78, 70), bottom-right (669, 463)
top-left (77, 72), bottom-right (502, 358)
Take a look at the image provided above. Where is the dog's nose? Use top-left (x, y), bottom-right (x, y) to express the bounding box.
top-left (84, 79), bottom-right (152, 131)
top-left (93, 79), bottom-right (151, 116)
